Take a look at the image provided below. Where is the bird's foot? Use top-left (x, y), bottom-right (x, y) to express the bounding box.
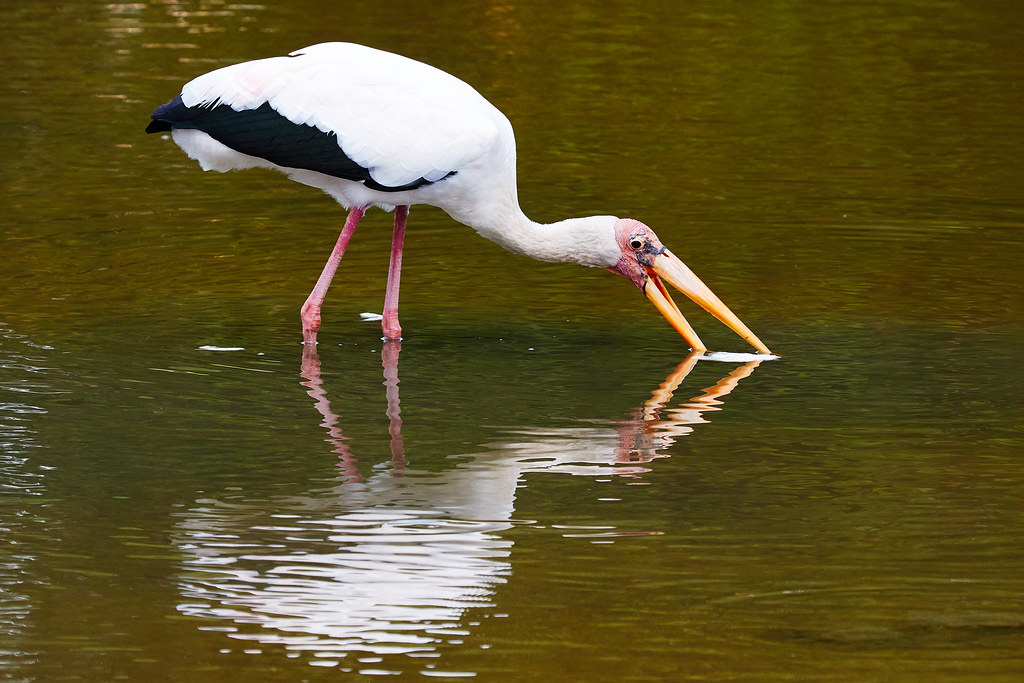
top-left (300, 310), bottom-right (321, 331)
top-left (300, 301), bottom-right (322, 343)
top-left (301, 320), bottom-right (320, 348)
top-left (381, 311), bottom-right (402, 340)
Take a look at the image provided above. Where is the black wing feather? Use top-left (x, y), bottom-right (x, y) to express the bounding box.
top-left (146, 95), bottom-right (451, 192)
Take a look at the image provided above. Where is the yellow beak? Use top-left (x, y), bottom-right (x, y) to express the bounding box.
top-left (643, 250), bottom-right (772, 355)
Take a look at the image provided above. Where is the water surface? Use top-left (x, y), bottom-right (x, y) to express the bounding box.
top-left (2, 0), bottom-right (1023, 680)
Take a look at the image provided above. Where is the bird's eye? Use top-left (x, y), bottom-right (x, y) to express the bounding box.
top-left (630, 236), bottom-right (645, 250)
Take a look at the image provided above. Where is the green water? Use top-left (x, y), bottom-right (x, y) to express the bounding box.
top-left (2, 1), bottom-right (1023, 680)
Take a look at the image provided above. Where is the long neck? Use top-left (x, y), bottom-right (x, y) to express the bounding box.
top-left (500, 212), bottom-right (623, 267)
top-left (442, 178), bottom-right (620, 268)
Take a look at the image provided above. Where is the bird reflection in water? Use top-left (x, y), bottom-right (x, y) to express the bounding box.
top-left (301, 343), bottom-right (764, 482)
top-left (173, 347), bottom-right (766, 669)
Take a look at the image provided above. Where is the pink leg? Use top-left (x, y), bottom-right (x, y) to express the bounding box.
top-left (381, 205), bottom-right (408, 340)
top-left (301, 206), bottom-right (366, 345)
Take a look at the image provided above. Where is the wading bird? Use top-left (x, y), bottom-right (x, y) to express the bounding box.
top-left (146, 42), bottom-right (770, 353)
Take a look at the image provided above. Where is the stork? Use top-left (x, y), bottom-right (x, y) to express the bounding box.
top-left (146, 42), bottom-right (770, 353)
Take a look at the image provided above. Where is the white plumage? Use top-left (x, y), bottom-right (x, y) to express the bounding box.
top-left (179, 44), bottom-right (500, 193)
top-left (148, 42), bottom-right (771, 354)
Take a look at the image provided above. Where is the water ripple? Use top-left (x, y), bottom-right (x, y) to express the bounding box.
top-left (176, 505), bottom-right (512, 660)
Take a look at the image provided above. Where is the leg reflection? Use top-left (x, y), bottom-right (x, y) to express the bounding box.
top-left (380, 340), bottom-right (405, 471)
top-left (300, 340), bottom-right (406, 481)
top-left (300, 343), bottom-right (361, 482)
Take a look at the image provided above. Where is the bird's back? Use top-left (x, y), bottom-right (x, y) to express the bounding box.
top-left (149, 43), bottom-right (513, 210)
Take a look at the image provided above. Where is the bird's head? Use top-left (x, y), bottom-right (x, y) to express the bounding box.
top-left (608, 219), bottom-right (771, 354)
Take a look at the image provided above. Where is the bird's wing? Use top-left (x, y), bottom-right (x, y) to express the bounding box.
top-left (176, 43), bottom-right (502, 191)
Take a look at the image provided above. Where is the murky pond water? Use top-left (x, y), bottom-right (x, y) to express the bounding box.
top-left (2, 0), bottom-right (1023, 680)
